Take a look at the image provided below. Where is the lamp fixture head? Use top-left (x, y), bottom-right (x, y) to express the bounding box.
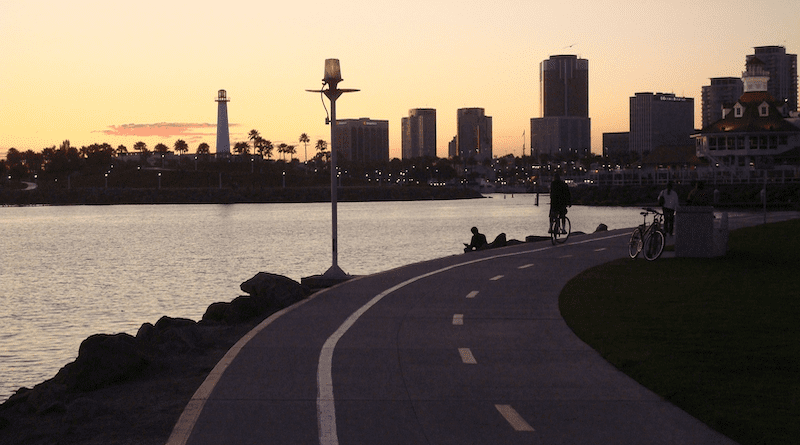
top-left (324, 59), bottom-right (343, 84)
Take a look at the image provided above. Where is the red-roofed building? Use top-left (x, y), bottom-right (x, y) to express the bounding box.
top-left (693, 57), bottom-right (800, 173)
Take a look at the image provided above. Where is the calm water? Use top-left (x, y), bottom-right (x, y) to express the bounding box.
top-left (0, 194), bottom-right (643, 402)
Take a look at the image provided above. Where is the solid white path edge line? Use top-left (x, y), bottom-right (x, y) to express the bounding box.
top-left (317, 232), bottom-right (627, 445)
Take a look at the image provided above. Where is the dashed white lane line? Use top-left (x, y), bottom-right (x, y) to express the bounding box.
top-left (495, 404), bottom-right (535, 432)
top-left (466, 290), bottom-right (479, 299)
top-left (490, 275), bottom-right (504, 281)
top-left (452, 314), bottom-right (464, 325)
top-left (518, 263), bottom-right (535, 269)
top-left (313, 232), bottom-right (629, 445)
top-left (594, 247), bottom-right (607, 252)
top-left (459, 348), bottom-right (477, 364)
top-left (558, 254), bottom-right (573, 258)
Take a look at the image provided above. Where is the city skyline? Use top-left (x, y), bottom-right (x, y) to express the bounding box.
top-left (1, 0), bottom-right (798, 161)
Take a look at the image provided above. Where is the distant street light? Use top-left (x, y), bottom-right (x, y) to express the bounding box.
top-left (306, 59), bottom-right (359, 279)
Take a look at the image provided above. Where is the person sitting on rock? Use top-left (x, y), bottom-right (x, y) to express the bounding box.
top-left (463, 227), bottom-right (487, 252)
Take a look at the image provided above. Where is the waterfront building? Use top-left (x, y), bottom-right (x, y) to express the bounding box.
top-left (456, 108), bottom-right (492, 161)
top-left (215, 90), bottom-right (231, 157)
top-left (334, 118), bottom-right (390, 163)
top-left (747, 46), bottom-right (798, 112)
top-left (531, 55), bottom-right (591, 159)
top-left (401, 108), bottom-right (437, 159)
top-left (693, 56), bottom-right (800, 173)
top-left (629, 92), bottom-right (694, 157)
top-left (702, 77), bottom-right (743, 129)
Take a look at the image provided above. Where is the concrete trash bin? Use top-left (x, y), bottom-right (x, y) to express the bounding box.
top-left (675, 206), bottom-right (727, 258)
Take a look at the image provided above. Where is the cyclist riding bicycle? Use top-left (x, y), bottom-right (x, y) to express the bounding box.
top-left (549, 171), bottom-right (571, 234)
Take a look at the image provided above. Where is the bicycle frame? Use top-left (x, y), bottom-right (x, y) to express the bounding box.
top-left (629, 207), bottom-right (664, 259)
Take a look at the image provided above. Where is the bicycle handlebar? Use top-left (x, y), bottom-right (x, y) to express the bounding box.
top-left (642, 207), bottom-right (663, 215)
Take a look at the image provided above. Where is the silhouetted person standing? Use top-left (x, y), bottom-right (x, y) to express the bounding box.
top-left (549, 171), bottom-right (571, 233)
top-left (658, 181), bottom-right (679, 236)
top-left (464, 226), bottom-right (487, 252)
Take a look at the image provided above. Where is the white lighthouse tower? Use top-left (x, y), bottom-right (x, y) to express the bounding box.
top-left (215, 89), bottom-right (231, 157)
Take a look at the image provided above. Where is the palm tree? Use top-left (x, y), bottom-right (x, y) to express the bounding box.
top-left (234, 141), bottom-right (250, 155)
top-left (134, 141), bottom-right (147, 154)
top-left (248, 129), bottom-right (261, 160)
top-left (116, 145), bottom-right (128, 156)
top-left (262, 140), bottom-right (274, 160)
top-left (277, 143), bottom-right (288, 161)
top-left (314, 139), bottom-right (329, 169)
top-left (299, 133), bottom-right (310, 163)
top-left (286, 145), bottom-right (296, 161)
top-left (174, 139), bottom-right (188, 157)
top-left (197, 142), bottom-right (210, 155)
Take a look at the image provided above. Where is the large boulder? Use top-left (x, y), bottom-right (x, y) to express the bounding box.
top-left (240, 272), bottom-right (311, 310)
top-left (55, 333), bottom-right (149, 391)
top-left (202, 273), bottom-right (311, 324)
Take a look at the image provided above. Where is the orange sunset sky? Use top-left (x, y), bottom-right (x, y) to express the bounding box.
top-left (1, 0), bottom-right (798, 161)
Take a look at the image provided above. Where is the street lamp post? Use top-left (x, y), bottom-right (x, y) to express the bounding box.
top-left (307, 59), bottom-right (359, 279)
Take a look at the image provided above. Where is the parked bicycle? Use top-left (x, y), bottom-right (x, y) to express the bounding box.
top-left (628, 207), bottom-right (665, 260)
top-left (549, 214), bottom-right (571, 245)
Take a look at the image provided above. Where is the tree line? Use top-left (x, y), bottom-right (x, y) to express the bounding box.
top-left (1, 130), bottom-right (331, 180)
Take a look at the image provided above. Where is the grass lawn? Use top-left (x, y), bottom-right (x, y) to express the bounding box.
top-left (560, 219), bottom-right (800, 445)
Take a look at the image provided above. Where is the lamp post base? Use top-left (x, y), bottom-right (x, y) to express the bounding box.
top-left (322, 264), bottom-right (348, 279)
top-left (301, 265), bottom-right (351, 289)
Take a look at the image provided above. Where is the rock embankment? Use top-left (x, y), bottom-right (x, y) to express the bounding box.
top-left (0, 272), bottom-right (312, 445)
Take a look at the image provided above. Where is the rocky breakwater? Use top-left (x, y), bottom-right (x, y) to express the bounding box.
top-left (0, 272), bottom-right (312, 445)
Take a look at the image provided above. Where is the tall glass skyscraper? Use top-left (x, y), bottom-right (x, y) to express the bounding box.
top-left (531, 55), bottom-right (591, 159)
top-left (401, 108), bottom-right (437, 159)
top-left (456, 108), bottom-right (492, 161)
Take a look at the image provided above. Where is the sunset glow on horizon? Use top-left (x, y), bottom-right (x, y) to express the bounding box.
top-left (1, 0), bottom-right (798, 161)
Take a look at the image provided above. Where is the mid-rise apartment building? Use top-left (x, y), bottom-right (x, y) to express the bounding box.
top-left (333, 118), bottom-right (389, 163)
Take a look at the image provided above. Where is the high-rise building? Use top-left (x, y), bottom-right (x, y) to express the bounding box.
top-left (531, 55), bottom-right (591, 158)
top-left (629, 92), bottom-right (694, 156)
top-left (333, 118), bottom-right (389, 163)
top-left (456, 108), bottom-right (492, 161)
top-left (215, 90), bottom-right (230, 157)
top-left (701, 77), bottom-right (743, 129)
top-left (401, 108), bottom-right (437, 159)
top-left (540, 54), bottom-right (589, 118)
top-left (746, 46), bottom-right (798, 112)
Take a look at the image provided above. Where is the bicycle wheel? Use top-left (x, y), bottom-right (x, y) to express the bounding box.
top-left (628, 227), bottom-right (643, 259)
top-left (552, 216), bottom-right (571, 244)
top-left (643, 230), bottom-right (665, 261)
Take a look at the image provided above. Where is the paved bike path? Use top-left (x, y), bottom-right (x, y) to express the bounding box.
top-left (165, 222), bottom-right (765, 445)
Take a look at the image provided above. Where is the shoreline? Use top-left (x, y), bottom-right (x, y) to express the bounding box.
top-left (2, 183), bottom-right (798, 209)
top-left (0, 273), bottom-right (313, 444)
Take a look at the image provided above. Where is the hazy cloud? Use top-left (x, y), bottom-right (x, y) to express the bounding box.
top-left (97, 122), bottom-right (238, 138)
